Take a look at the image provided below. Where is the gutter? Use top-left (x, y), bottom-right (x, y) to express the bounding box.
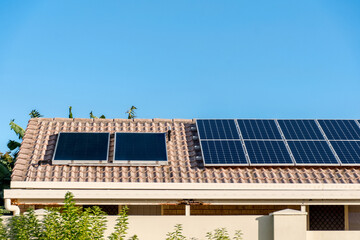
top-left (5, 199), bottom-right (20, 216)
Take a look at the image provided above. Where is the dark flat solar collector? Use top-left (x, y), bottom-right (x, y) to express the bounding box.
top-left (114, 132), bottom-right (168, 164)
top-left (53, 132), bottom-right (110, 164)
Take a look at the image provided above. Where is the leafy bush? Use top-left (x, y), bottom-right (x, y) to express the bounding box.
top-left (42, 192), bottom-right (107, 240)
top-left (108, 205), bottom-right (138, 240)
top-left (7, 208), bottom-right (42, 240)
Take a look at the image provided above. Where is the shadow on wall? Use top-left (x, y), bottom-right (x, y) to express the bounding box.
top-left (256, 215), bottom-right (273, 240)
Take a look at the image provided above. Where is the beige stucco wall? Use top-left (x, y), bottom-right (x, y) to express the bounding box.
top-left (104, 215), bottom-right (273, 240)
top-left (271, 209), bottom-right (307, 240)
top-left (307, 231), bottom-right (360, 240)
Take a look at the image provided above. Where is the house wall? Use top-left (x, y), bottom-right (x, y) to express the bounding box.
top-left (4, 210), bottom-right (360, 240)
top-left (104, 215), bottom-right (273, 240)
top-left (307, 231), bottom-right (360, 240)
top-left (349, 205), bottom-right (360, 230)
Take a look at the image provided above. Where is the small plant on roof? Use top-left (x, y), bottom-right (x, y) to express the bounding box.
top-left (126, 106), bottom-right (137, 119)
top-left (69, 106), bottom-right (73, 118)
top-left (90, 111), bottom-right (106, 119)
top-left (29, 109), bottom-right (43, 118)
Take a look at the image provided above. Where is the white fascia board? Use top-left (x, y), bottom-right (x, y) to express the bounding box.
top-left (4, 188), bottom-right (360, 201)
top-left (9, 181), bottom-right (360, 191)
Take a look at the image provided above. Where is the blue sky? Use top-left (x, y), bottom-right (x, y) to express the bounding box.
top-left (0, 1), bottom-right (360, 150)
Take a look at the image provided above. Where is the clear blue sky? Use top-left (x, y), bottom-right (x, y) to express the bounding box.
top-left (1, 1), bottom-right (360, 150)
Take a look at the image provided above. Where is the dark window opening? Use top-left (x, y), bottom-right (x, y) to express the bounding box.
top-left (309, 205), bottom-right (344, 230)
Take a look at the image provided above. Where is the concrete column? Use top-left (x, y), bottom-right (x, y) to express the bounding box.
top-left (301, 205), bottom-right (306, 212)
top-left (271, 209), bottom-right (307, 240)
top-left (185, 204), bottom-right (190, 216)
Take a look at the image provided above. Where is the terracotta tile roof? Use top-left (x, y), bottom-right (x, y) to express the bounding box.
top-left (12, 118), bottom-right (360, 184)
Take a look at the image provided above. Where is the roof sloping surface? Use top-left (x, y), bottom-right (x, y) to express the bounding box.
top-left (12, 118), bottom-right (360, 184)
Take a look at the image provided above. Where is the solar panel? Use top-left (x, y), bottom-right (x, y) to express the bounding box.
top-left (237, 119), bottom-right (282, 139)
top-left (318, 120), bottom-right (360, 140)
top-left (287, 141), bottom-right (339, 165)
top-left (245, 140), bottom-right (293, 165)
top-left (196, 119), bottom-right (240, 140)
top-left (114, 133), bottom-right (167, 163)
top-left (201, 140), bottom-right (247, 165)
top-left (278, 120), bottom-right (324, 140)
top-left (53, 132), bottom-right (109, 163)
top-left (330, 141), bottom-right (360, 165)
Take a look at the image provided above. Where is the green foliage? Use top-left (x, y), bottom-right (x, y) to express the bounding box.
top-left (69, 106), bottom-right (73, 118)
top-left (205, 228), bottom-right (243, 240)
top-left (166, 224), bottom-right (186, 240)
top-left (42, 192), bottom-right (107, 240)
top-left (126, 106), bottom-right (137, 119)
top-left (29, 109), bottom-right (43, 118)
top-left (7, 208), bottom-right (42, 240)
top-left (6, 141), bottom-right (20, 152)
top-left (90, 111), bottom-right (98, 119)
top-left (41, 209), bottom-right (62, 239)
top-left (90, 112), bottom-right (106, 119)
top-left (9, 120), bottom-right (24, 140)
top-left (0, 209), bottom-right (7, 240)
top-left (0, 152), bottom-right (14, 173)
top-left (108, 206), bottom-right (131, 240)
top-left (128, 235), bottom-right (139, 240)
top-left (165, 225), bottom-right (243, 240)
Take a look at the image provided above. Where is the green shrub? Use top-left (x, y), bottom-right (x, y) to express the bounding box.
top-left (42, 192), bottom-right (107, 240)
top-left (7, 208), bottom-right (42, 240)
top-left (108, 206), bottom-right (138, 240)
top-left (166, 224), bottom-right (186, 240)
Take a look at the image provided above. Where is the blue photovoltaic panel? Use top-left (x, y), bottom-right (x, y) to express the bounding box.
top-left (330, 141), bottom-right (360, 165)
top-left (237, 119), bottom-right (282, 139)
top-left (114, 133), bottom-right (167, 162)
top-left (197, 119), bottom-right (240, 140)
top-left (318, 120), bottom-right (360, 140)
top-left (201, 140), bottom-right (247, 165)
top-left (287, 141), bottom-right (338, 165)
top-left (278, 120), bottom-right (324, 140)
top-left (53, 132), bottom-right (109, 162)
top-left (245, 140), bottom-right (293, 165)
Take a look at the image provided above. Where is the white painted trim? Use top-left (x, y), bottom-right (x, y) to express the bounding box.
top-left (10, 181), bottom-right (360, 191)
top-left (4, 188), bottom-right (360, 201)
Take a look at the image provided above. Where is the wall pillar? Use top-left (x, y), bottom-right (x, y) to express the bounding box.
top-left (271, 209), bottom-right (307, 240)
top-left (185, 204), bottom-right (190, 216)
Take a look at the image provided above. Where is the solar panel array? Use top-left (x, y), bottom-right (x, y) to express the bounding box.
top-left (196, 119), bottom-right (360, 166)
